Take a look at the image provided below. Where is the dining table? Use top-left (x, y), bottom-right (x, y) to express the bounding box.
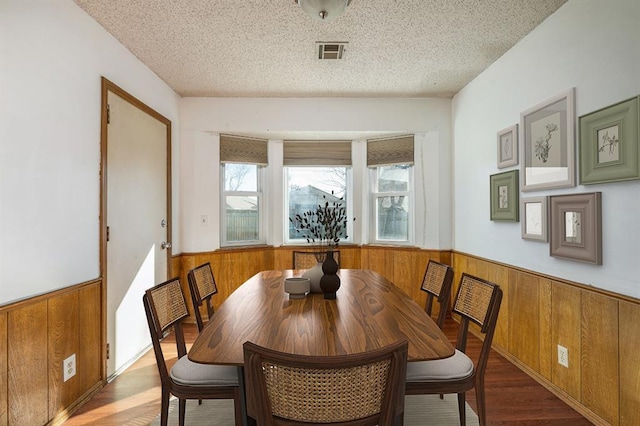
top-left (188, 268), bottom-right (455, 424)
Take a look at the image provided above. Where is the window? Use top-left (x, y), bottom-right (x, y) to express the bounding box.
top-left (372, 165), bottom-right (412, 242)
top-left (221, 163), bottom-right (263, 245)
top-left (220, 135), bottom-right (267, 246)
top-left (368, 135), bottom-right (414, 244)
top-left (285, 167), bottom-right (351, 244)
top-left (283, 140), bottom-right (353, 245)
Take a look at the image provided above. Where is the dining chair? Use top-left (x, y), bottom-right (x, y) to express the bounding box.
top-left (292, 250), bottom-right (340, 269)
top-left (420, 259), bottom-right (454, 329)
top-left (243, 340), bottom-right (408, 426)
top-left (143, 277), bottom-right (242, 426)
top-left (405, 273), bottom-right (503, 426)
top-left (187, 262), bottom-right (218, 332)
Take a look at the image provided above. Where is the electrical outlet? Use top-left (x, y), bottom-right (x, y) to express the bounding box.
top-left (557, 344), bottom-right (569, 368)
top-left (63, 354), bottom-right (76, 382)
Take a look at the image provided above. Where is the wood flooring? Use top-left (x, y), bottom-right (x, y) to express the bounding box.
top-left (63, 319), bottom-right (592, 426)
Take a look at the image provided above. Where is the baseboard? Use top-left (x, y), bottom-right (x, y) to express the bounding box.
top-left (48, 381), bottom-right (104, 426)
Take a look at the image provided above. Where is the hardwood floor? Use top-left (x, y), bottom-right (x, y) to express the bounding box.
top-left (63, 319), bottom-right (592, 426)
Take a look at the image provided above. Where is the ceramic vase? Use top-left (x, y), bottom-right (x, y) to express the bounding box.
top-left (320, 250), bottom-right (340, 299)
top-left (301, 261), bottom-right (324, 293)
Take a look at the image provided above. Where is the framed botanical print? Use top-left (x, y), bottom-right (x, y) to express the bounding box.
top-left (549, 192), bottom-right (602, 264)
top-left (579, 95), bottom-right (640, 184)
top-left (521, 196), bottom-right (548, 241)
top-left (521, 88), bottom-right (576, 191)
top-left (490, 170), bottom-right (519, 221)
top-left (497, 124), bottom-right (518, 168)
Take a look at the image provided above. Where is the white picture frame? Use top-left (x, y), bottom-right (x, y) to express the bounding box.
top-left (497, 124), bottom-right (518, 168)
top-left (521, 196), bottom-right (548, 241)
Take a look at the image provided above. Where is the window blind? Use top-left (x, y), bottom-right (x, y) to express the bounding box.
top-left (220, 134), bottom-right (268, 165)
top-left (283, 141), bottom-right (352, 166)
top-left (367, 135), bottom-right (414, 167)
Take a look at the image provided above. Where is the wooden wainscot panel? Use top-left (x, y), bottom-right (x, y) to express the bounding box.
top-left (78, 283), bottom-right (102, 396)
top-left (8, 301), bottom-right (48, 425)
top-left (48, 291), bottom-right (79, 418)
top-left (581, 291), bottom-right (619, 425)
top-left (488, 263), bottom-right (510, 350)
top-left (551, 282), bottom-right (581, 400)
top-left (538, 278), bottom-right (552, 380)
top-left (361, 246), bottom-right (394, 281)
top-left (391, 249), bottom-right (420, 299)
top-left (508, 271), bottom-right (541, 372)
top-left (620, 301), bottom-right (640, 426)
top-left (1, 312), bottom-right (6, 426)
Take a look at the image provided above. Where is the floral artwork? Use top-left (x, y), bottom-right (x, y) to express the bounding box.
top-left (597, 124), bottom-right (620, 163)
top-left (531, 112), bottom-right (561, 166)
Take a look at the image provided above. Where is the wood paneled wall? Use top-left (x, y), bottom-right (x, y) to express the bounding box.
top-left (0, 280), bottom-right (102, 426)
top-left (2, 247), bottom-right (638, 426)
top-left (453, 252), bottom-right (640, 426)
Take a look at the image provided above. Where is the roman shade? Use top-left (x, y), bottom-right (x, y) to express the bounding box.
top-left (283, 141), bottom-right (352, 166)
top-left (367, 135), bottom-right (414, 167)
top-left (220, 134), bottom-right (268, 165)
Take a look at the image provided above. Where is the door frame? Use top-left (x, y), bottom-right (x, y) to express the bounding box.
top-left (99, 77), bottom-right (172, 380)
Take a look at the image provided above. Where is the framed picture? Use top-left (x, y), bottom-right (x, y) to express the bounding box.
top-left (579, 95), bottom-right (640, 184)
top-left (521, 88), bottom-right (576, 191)
top-left (549, 192), bottom-right (602, 265)
top-left (497, 124), bottom-right (518, 168)
top-left (521, 196), bottom-right (548, 241)
top-left (490, 170), bottom-right (519, 221)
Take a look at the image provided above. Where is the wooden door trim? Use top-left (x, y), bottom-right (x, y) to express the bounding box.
top-left (99, 77), bottom-right (172, 380)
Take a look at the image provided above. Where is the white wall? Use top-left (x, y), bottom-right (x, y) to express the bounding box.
top-left (0, 0), bottom-right (181, 304)
top-left (178, 97), bottom-right (453, 252)
top-left (452, 0), bottom-right (640, 298)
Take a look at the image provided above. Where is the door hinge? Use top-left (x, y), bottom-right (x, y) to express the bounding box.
top-left (106, 226), bottom-right (110, 242)
top-left (106, 343), bottom-right (110, 360)
top-left (106, 104), bottom-right (111, 124)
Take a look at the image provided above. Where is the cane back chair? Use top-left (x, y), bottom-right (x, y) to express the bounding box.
top-left (243, 340), bottom-right (408, 426)
top-left (420, 259), bottom-right (454, 329)
top-left (143, 278), bottom-right (242, 426)
top-left (406, 273), bottom-right (503, 426)
top-left (187, 262), bottom-right (218, 332)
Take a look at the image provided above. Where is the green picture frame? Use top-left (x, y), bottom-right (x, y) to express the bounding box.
top-left (579, 95), bottom-right (640, 184)
top-left (490, 170), bottom-right (519, 221)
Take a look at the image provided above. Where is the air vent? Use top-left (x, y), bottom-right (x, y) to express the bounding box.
top-left (316, 42), bottom-right (348, 60)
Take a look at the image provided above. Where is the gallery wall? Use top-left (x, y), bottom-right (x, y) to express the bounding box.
top-left (452, 0), bottom-right (640, 298)
top-left (0, 0), bottom-right (181, 304)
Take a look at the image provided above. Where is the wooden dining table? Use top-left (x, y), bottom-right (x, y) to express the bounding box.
top-left (189, 269), bottom-right (454, 364)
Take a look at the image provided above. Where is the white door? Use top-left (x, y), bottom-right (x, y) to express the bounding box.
top-left (106, 90), bottom-right (169, 376)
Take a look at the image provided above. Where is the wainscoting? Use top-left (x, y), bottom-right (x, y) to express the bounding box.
top-left (1, 247), bottom-right (637, 425)
top-left (0, 280), bottom-right (102, 426)
top-left (452, 253), bottom-right (639, 426)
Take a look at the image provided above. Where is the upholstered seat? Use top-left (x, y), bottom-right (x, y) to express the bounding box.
top-left (406, 349), bottom-right (473, 381)
top-left (170, 357), bottom-right (239, 387)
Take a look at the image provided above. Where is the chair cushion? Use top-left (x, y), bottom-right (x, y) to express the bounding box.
top-left (406, 349), bottom-right (474, 382)
top-left (170, 356), bottom-right (239, 387)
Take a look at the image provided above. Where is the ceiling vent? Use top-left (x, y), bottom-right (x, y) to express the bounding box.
top-left (316, 42), bottom-right (348, 60)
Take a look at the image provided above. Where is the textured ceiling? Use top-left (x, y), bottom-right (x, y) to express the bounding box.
top-left (74, 0), bottom-right (567, 99)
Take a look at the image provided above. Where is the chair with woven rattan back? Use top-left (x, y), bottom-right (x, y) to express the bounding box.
top-left (406, 273), bottom-right (503, 426)
top-left (143, 277), bottom-right (242, 426)
top-left (243, 340), bottom-right (408, 426)
top-left (420, 259), bottom-right (454, 329)
top-left (187, 262), bottom-right (218, 332)
top-left (292, 250), bottom-right (340, 269)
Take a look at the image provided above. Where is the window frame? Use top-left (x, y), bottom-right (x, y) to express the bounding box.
top-left (220, 162), bottom-right (265, 247)
top-left (370, 164), bottom-right (414, 245)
